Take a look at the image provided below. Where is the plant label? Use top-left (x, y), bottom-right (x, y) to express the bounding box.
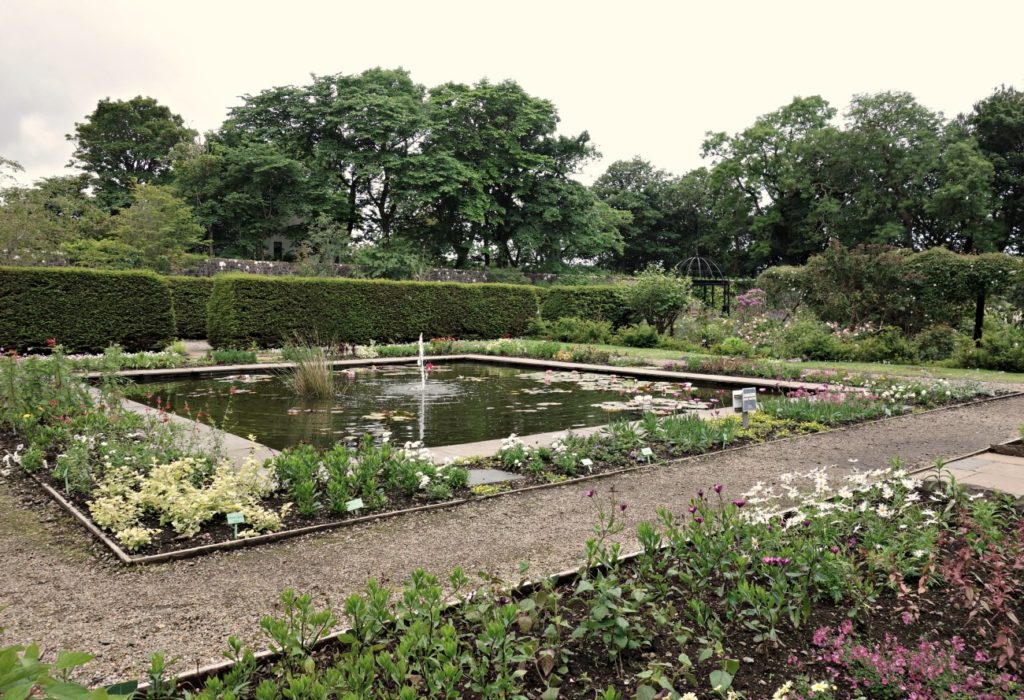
top-left (346, 498), bottom-right (364, 512)
top-left (640, 447), bottom-right (654, 462)
top-left (580, 458), bottom-right (594, 468)
top-left (226, 511), bottom-right (245, 525)
top-left (742, 387), bottom-right (758, 413)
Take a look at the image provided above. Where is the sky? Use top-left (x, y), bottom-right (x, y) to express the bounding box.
top-left (2, 0), bottom-right (1023, 187)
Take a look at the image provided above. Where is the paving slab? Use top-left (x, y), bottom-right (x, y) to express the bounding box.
top-left (467, 469), bottom-right (524, 486)
top-left (941, 442), bottom-right (1024, 496)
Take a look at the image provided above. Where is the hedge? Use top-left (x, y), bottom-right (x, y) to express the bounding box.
top-left (0, 267), bottom-right (175, 353)
top-left (207, 274), bottom-right (541, 348)
top-left (167, 276), bottom-right (213, 339)
top-left (538, 285), bottom-right (635, 328)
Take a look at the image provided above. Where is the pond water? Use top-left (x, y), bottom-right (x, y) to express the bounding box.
top-left (129, 362), bottom-right (744, 450)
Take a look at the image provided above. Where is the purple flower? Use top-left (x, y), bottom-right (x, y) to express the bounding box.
top-left (697, 489), bottom-right (705, 499)
top-left (732, 499), bottom-right (746, 508)
top-left (618, 503), bottom-right (627, 512)
top-left (585, 489), bottom-right (595, 498)
top-left (713, 484), bottom-right (723, 494)
top-left (694, 515), bottom-right (704, 524)
top-left (762, 556), bottom-right (791, 566)
top-left (829, 545), bottom-right (840, 554)
top-left (688, 505), bottom-right (698, 514)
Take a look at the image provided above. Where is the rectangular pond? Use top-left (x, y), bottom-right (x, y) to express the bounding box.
top-left (128, 361), bottom-right (752, 450)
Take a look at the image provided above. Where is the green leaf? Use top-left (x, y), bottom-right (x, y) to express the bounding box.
top-left (54, 652), bottom-right (94, 672)
top-left (709, 669), bottom-right (734, 692)
top-left (103, 681), bottom-right (138, 698)
top-left (634, 686), bottom-right (657, 700)
top-left (2, 683), bottom-right (34, 700)
top-left (540, 687), bottom-right (560, 700)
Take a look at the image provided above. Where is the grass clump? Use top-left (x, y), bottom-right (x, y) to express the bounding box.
top-left (284, 345), bottom-right (335, 399)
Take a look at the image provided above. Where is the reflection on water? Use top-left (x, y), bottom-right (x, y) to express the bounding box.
top-left (128, 362), bottom-right (741, 450)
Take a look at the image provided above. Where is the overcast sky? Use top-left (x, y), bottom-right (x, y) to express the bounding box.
top-left (2, 0), bottom-right (1023, 187)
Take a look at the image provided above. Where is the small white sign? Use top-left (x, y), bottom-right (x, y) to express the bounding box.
top-left (226, 511), bottom-right (246, 525)
top-left (346, 498), bottom-right (364, 512)
top-left (580, 458), bottom-right (594, 468)
top-left (640, 447), bottom-right (654, 459)
top-left (734, 387), bottom-right (758, 413)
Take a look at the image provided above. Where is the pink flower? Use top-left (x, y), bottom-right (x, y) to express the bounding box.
top-left (585, 489), bottom-right (595, 498)
top-left (732, 499), bottom-right (746, 508)
top-left (46, 337), bottom-right (57, 348)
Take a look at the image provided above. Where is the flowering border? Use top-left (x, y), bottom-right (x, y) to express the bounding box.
top-left (23, 391), bottom-right (1024, 566)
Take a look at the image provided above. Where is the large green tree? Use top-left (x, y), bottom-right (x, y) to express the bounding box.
top-left (68, 96), bottom-right (196, 211)
top-left (702, 95), bottom-right (838, 269)
top-left (171, 140), bottom-right (307, 256)
top-left (967, 86), bottom-right (1024, 253)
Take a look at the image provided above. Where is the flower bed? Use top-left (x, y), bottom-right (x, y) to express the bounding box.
top-left (6, 467), bottom-right (1023, 699)
top-left (0, 345), bottom-right (1012, 561)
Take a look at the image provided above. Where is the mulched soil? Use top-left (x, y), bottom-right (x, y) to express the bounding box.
top-left (0, 393), bottom-right (1022, 686)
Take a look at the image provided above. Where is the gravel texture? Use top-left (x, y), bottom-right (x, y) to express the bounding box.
top-left (1, 393), bottom-right (1023, 685)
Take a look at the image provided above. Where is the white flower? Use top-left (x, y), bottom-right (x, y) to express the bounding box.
top-left (772, 681), bottom-right (793, 700)
top-left (913, 549), bottom-right (927, 558)
top-left (418, 473), bottom-right (431, 489)
top-left (876, 504), bottom-right (892, 519)
top-left (810, 680), bottom-right (834, 693)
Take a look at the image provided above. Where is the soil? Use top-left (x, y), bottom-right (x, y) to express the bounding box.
top-left (0, 393), bottom-right (1023, 686)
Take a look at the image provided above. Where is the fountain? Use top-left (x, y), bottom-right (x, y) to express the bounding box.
top-left (417, 333), bottom-right (427, 389)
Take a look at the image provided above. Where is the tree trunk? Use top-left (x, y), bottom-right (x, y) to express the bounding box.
top-left (973, 289), bottom-right (986, 347)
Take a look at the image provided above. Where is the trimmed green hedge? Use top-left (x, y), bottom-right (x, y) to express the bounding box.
top-left (538, 285), bottom-right (634, 328)
top-left (207, 274), bottom-right (541, 348)
top-left (0, 267), bottom-right (175, 352)
top-left (167, 276), bottom-right (213, 339)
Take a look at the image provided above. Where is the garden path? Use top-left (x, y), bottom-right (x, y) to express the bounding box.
top-left (1, 393), bottom-right (1023, 685)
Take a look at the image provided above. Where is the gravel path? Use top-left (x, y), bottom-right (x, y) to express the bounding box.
top-left (1, 394), bottom-right (1023, 685)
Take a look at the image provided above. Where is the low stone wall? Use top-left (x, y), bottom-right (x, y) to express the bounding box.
top-left (182, 257), bottom-right (563, 284)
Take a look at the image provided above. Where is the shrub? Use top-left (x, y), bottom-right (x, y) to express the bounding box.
top-left (853, 326), bottom-right (917, 363)
top-left (207, 274), bottom-right (540, 348)
top-left (529, 316), bottom-right (612, 344)
top-left (715, 336), bottom-right (754, 357)
top-left (167, 276), bottom-right (213, 339)
top-left (0, 266), bottom-right (174, 352)
top-left (913, 324), bottom-right (965, 362)
top-left (209, 349), bottom-right (257, 365)
top-left (952, 320), bottom-right (1024, 372)
top-left (776, 319), bottom-right (852, 361)
top-left (539, 285), bottom-right (633, 328)
top-left (622, 266), bottom-right (692, 334)
top-left (614, 322), bottom-right (659, 348)
top-left (754, 265), bottom-right (806, 314)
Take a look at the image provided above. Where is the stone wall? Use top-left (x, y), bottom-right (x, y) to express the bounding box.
top-left (181, 257), bottom-right (563, 284)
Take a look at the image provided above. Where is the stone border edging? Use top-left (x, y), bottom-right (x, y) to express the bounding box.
top-left (28, 391), bottom-right (1024, 566)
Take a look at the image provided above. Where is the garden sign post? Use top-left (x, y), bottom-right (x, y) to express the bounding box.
top-left (732, 387), bottom-right (758, 428)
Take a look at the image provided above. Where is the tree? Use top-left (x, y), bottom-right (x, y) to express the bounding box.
top-left (622, 266), bottom-right (692, 334)
top-left (591, 157), bottom-right (672, 272)
top-left (0, 156), bottom-right (23, 185)
top-left (68, 96), bottom-right (196, 211)
top-left (0, 174), bottom-right (110, 264)
top-left (421, 79), bottom-right (606, 268)
top-left (967, 86), bottom-right (1024, 253)
top-left (108, 184), bottom-right (204, 272)
top-left (702, 96), bottom-right (838, 270)
top-left (171, 139), bottom-right (307, 256)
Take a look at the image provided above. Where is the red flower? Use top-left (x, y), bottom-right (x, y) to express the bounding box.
top-left (46, 337), bottom-right (57, 348)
